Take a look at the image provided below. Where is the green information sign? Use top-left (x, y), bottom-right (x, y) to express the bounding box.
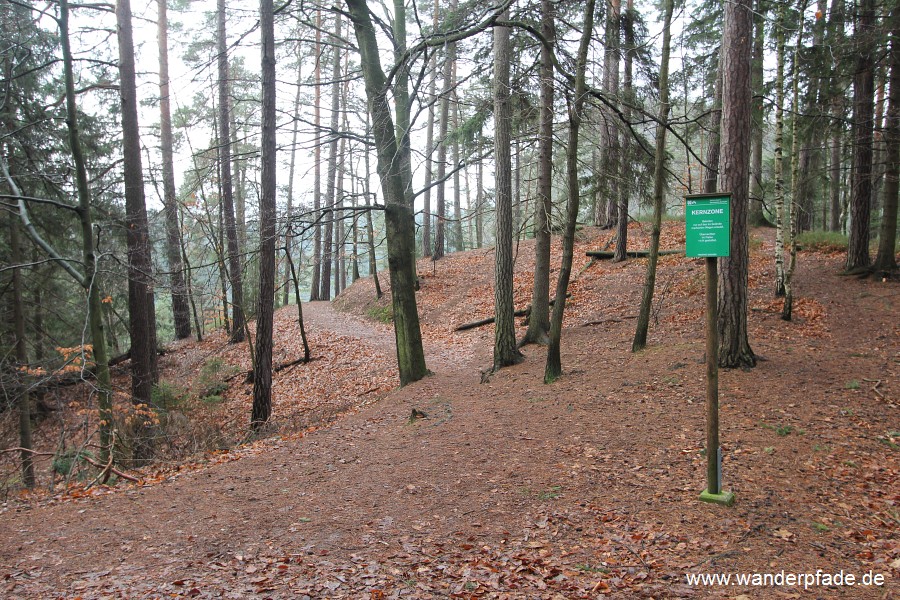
top-left (685, 194), bottom-right (731, 258)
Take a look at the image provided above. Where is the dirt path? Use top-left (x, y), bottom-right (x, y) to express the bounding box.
top-left (302, 301), bottom-right (463, 374)
top-left (0, 233), bottom-right (896, 598)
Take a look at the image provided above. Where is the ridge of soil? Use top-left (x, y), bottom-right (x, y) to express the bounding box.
top-left (0, 225), bottom-right (897, 598)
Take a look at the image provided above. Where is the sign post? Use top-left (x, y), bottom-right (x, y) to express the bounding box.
top-left (685, 194), bottom-right (735, 507)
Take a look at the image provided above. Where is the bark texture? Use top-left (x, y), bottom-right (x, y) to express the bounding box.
top-left (717, 0), bottom-right (756, 368)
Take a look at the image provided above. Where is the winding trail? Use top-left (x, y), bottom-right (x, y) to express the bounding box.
top-left (301, 301), bottom-right (463, 374)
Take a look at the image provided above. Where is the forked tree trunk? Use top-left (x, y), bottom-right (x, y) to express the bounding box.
top-left (283, 51), bottom-right (303, 306)
top-left (346, 0), bottom-right (427, 385)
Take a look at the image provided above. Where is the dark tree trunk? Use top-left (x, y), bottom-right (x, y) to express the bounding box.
top-left (846, 0), bottom-right (876, 271)
top-left (875, 5), bottom-right (899, 272)
top-left (346, 0), bottom-right (427, 385)
top-left (545, 0), bottom-right (594, 382)
top-left (632, 0), bottom-right (673, 352)
top-left (118, 0), bottom-right (159, 461)
top-left (309, 8), bottom-right (323, 301)
top-left (320, 12), bottom-right (342, 301)
top-left (252, 0), bottom-right (276, 430)
top-left (717, 0), bottom-right (756, 368)
top-left (434, 4), bottom-right (456, 261)
top-left (749, 0), bottom-right (766, 226)
top-left (217, 0), bottom-right (245, 341)
top-left (9, 212), bottom-right (34, 487)
top-left (523, 0), bottom-right (555, 346)
top-left (157, 0), bottom-right (190, 340)
top-left (492, 8), bottom-right (522, 370)
top-left (283, 54), bottom-right (303, 307)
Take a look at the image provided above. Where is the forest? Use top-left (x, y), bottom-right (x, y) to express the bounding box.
top-left (0, 0), bottom-right (898, 595)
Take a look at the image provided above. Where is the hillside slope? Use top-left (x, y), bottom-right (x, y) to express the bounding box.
top-left (0, 224), bottom-right (896, 598)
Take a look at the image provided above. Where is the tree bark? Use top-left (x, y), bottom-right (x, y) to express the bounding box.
top-left (749, 0), bottom-right (766, 226)
top-left (523, 0), bottom-right (555, 346)
top-left (310, 8), bottom-right (323, 301)
top-left (717, 0), bottom-right (756, 369)
top-left (283, 51), bottom-right (303, 306)
top-left (846, 0), bottom-right (876, 271)
top-left (774, 2), bottom-right (787, 297)
top-left (631, 0), bottom-right (673, 352)
top-left (9, 212), bottom-right (35, 487)
top-left (345, 0), bottom-right (427, 385)
top-left (434, 2), bottom-right (457, 261)
top-left (545, 0), bottom-right (594, 382)
top-left (157, 0), bottom-right (190, 340)
top-left (875, 5), bottom-right (899, 272)
top-left (320, 12), bottom-right (342, 301)
top-left (252, 0), bottom-right (276, 430)
top-left (217, 0), bottom-right (245, 341)
top-left (492, 8), bottom-right (523, 370)
top-left (118, 0), bottom-right (159, 461)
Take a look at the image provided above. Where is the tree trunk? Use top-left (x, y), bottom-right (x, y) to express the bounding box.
top-left (217, 0), bottom-right (245, 341)
top-left (614, 0), bottom-right (635, 262)
top-left (283, 52), bottom-right (303, 306)
top-left (523, 0), bottom-right (555, 346)
top-left (875, 5), bottom-right (899, 272)
top-left (774, 2), bottom-right (787, 297)
top-left (749, 0), bottom-right (766, 226)
top-left (252, 0), bottom-right (276, 430)
top-left (631, 0), bottom-right (673, 352)
top-left (434, 2), bottom-right (457, 261)
top-left (61, 0), bottom-right (114, 463)
top-left (452, 58), bottom-right (463, 252)
top-left (546, 0), bottom-right (594, 382)
top-left (118, 0), bottom-right (159, 462)
top-left (783, 1), bottom-right (809, 321)
top-left (717, 0), bottom-right (756, 369)
top-left (492, 8), bottom-right (523, 370)
top-left (320, 12), bottom-right (342, 301)
top-left (309, 8), bottom-right (323, 301)
top-left (601, 0), bottom-right (622, 230)
top-left (846, 0), bottom-right (876, 271)
top-left (422, 1), bottom-right (439, 258)
top-left (346, 0), bottom-right (427, 385)
top-left (157, 0), bottom-right (190, 340)
top-left (9, 212), bottom-right (34, 487)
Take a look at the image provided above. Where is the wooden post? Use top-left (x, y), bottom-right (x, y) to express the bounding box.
top-left (700, 256), bottom-right (735, 505)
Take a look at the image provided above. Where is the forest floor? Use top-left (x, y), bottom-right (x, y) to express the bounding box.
top-left (0, 223), bottom-right (897, 598)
